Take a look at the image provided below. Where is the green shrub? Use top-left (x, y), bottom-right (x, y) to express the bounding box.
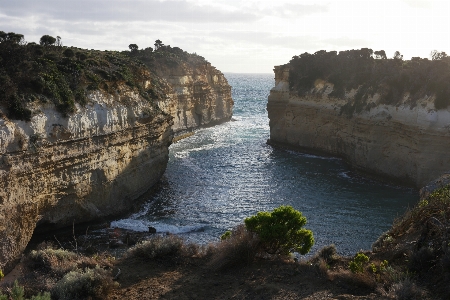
top-left (220, 230), bottom-right (232, 240)
top-left (0, 269), bottom-right (3, 280)
top-left (11, 280), bottom-right (24, 300)
top-left (62, 48), bottom-right (75, 58)
top-left (349, 252), bottom-right (370, 273)
top-left (244, 205), bottom-right (314, 255)
top-left (52, 266), bottom-right (117, 300)
top-left (30, 292), bottom-right (51, 300)
top-left (0, 280), bottom-right (51, 300)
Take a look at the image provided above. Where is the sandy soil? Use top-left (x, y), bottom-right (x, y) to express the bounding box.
top-left (109, 255), bottom-right (384, 300)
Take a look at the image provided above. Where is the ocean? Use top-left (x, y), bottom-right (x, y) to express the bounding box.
top-left (111, 73), bottom-right (418, 256)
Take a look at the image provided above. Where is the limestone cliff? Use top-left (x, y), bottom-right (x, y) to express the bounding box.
top-left (139, 49), bottom-right (233, 134)
top-left (0, 39), bottom-right (233, 272)
top-left (0, 87), bottom-right (173, 272)
top-left (268, 63), bottom-right (450, 188)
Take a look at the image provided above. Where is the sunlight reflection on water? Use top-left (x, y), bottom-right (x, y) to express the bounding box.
top-left (113, 73), bottom-right (419, 256)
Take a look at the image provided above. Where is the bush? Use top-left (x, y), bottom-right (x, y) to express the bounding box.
top-left (0, 280), bottom-right (51, 300)
top-left (11, 280), bottom-right (24, 300)
top-left (312, 244), bottom-right (339, 265)
top-left (63, 48), bottom-right (75, 58)
top-left (125, 235), bottom-right (199, 260)
top-left (52, 266), bottom-right (117, 300)
top-left (208, 224), bottom-right (260, 270)
top-left (220, 230), bottom-right (231, 240)
top-left (244, 205), bottom-right (314, 255)
top-left (349, 252), bottom-right (370, 273)
top-left (389, 279), bottom-right (429, 300)
top-left (30, 293), bottom-right (51, 300)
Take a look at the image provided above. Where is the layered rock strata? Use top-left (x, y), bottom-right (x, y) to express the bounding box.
top-left (268, 65), bottom-right (450, 188)
top-left (155, 62), bottom-right (233, 135)
top-left (0, 88), bottom-right (173, 272)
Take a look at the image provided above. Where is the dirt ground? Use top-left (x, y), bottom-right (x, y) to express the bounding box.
top-left (109, 255), bottom-right (383, 300)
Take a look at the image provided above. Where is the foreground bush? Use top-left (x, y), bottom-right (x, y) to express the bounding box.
top-left (244, 205), bottom-right (314, 255)
top-left (0, 280), bottom-right (51, 300)
top-left (52, 266), bottom-right (117, 300)
top-left (125, 235), bottom-right (200, 260)
top-left (349, 252), bottom-right (370, 273)
top-left (209, 225), bottom-right (260, 270)
top-left (27, 246), bottom-right (114, 279)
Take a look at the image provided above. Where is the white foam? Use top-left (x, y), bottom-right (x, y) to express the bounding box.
top-left (110, 219), bottom-right (148, 232)
top-left (286, 150), bottom-right (340, 161)
top-left (110, 219), bottom-right (205, 234)
top-left (339, 171), bottom-right (351, 179)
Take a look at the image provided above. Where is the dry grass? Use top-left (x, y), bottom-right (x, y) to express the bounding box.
top-left (208, 225), bottom-right (260, 271)
top-left (310, 244), bottom-right (340, 265)
top-left (52, 266), bottom-right (118, 300)
top-left (20, 243), bottom-right (116, 298)
top-left (369, 184), bottom-right (450, 299)
top-left (387, 279), bottom-right (430, 300)
top-left (124, 234), bottom-right (202, 261)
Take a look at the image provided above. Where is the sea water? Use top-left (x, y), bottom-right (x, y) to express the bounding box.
top-left (112, 73), bottom-right (418, 255)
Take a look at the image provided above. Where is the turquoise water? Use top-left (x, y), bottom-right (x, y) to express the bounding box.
top-left (112, 73), bottom-right (418, 256)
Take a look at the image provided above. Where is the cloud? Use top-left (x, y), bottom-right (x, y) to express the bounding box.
top-left (0, 0), bottom-right (328, 24)
top-left (0, 0), bottom-right (260, 23)
top-left (188, 29), bottom-right (369, 53)
top-left (265, 3), bottom-right (328, 18)
top-left (401, 0), bottom-right (432, 8)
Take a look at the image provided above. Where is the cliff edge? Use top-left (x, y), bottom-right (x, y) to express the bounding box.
top-left (131, 46), bottom-right (233, 135)
top-left (0, 35), bottom-right (233, 272)
top-left (268, 50), bottom-right (450, 187)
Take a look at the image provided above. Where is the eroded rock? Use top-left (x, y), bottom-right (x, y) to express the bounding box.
top-left (268, 65), bottom-right (450, 188)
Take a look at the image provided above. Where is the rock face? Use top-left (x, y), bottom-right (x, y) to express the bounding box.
top-left (155, 62), bottom-right (233, 135)
top-left (268, 65), bottom-right (450, 188)
top-left (0, 42), bottom-right (234, 272)
top-left (0, 87), bottom-right (173, 272)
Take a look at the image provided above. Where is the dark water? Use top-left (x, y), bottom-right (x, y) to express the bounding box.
top-left (112, 73), bottom-right (419, 256)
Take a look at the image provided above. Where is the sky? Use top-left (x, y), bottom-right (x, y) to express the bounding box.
top-left (1, 0), bottom-right (450, 73)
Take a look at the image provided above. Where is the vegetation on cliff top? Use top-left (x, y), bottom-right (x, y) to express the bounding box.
top-left (289, 48), bottom-right (450, 115)
top-left (0, 32), bottom-right (211, 121)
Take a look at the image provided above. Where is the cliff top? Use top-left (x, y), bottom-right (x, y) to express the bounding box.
top-left (288, 48), bottom-right (450, 115)
top-left (0, 32), bottom-right (215, 121)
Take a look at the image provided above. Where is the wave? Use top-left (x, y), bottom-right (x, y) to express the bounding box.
top-left (110, 219), bottom-right (205, 234)
top-left (286, 150), bottom-right (341, 161)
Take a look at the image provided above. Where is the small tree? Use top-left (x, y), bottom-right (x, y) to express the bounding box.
top-left (154, 39), bottom-right (164, 50)
top-left (40, 35), bottom-right (56, 46)
top-left (0, 32), bottom-right (24, 44)
top-left (431, 50), bottom-right (447, 60)
top-left (374, 50), bottom-right (387, 59)
top-left (56, 36), bottom-right (62, 46)
top-left (244, 205), bottom-right (314, 255)
top-left (393, 51), bottom-right (403, 60)
top-left (128, 43), bottom-right (138, 52)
